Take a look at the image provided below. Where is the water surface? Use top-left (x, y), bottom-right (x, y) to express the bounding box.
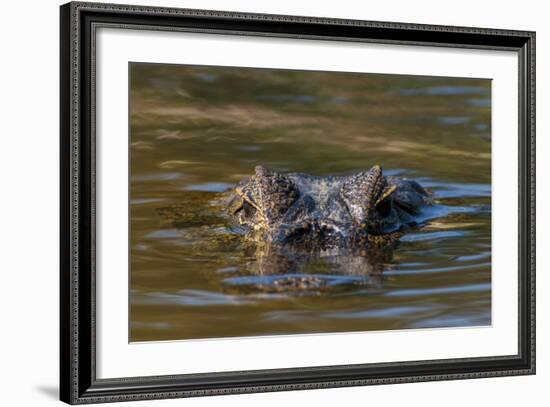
top-left (130, 63), bottom-right (491, 341)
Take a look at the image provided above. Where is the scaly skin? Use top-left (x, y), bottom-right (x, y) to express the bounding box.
top-left (228, 165), bottom-right (432, 250)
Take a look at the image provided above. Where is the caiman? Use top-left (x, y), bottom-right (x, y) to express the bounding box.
top-left (227, 165), bottom-right (432, 251)
top-left (158, 164), bottom-right (433, 292)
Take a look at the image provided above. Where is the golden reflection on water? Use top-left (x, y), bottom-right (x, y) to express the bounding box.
top-left (130, 63), bottom-right (491, 341)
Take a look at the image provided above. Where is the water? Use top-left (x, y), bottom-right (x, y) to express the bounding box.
top-left (129, 63), bottom-right (491, 341)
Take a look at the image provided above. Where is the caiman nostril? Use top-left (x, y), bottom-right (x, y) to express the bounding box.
top-left (283, 222), bottom-right (312, 240)
top-left (284, 226), bottom-right (300, 237)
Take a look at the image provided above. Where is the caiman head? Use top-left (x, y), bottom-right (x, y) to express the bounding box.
top-left (228, 165), bottom-right (413, 248)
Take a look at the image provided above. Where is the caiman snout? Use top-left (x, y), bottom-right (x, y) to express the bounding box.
top-left (273, 218), bottom-right (353, 245)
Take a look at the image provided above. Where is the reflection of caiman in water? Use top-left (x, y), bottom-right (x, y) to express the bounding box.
top-left (158, 165), bottom-right (433, 293)
top-left (223, 165), bottom-right (432, 292)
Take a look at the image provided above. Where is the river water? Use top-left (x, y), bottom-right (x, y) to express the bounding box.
top-left (129, 63), bottom-right (491, 341)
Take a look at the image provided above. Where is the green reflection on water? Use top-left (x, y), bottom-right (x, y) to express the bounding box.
top-left (130, 63), bottom-right (491, 341)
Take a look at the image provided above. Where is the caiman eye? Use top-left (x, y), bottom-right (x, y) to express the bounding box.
top-left (228, 195), bottom-right (244, 215)
top-left (375, 184), bottom-right (397, 217)
top-left (241, 201), bottom-right (256, 218)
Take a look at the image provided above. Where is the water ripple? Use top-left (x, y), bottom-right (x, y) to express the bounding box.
top-left (385, 283), bottom-right (490, 297)
top-left (418, 179), bottom-right (491, 198)
top-left (135, 289), bottom-right (253, 306)
top-left (182, 182), bottom-right (233, 192)
top-left (131, 198), bottom-right (165, 205)
top-left (133, 172), bottom-right (184, 182)
top-left (398, 86), bottom-right (489, 96)
top-left (144, 229), bottom-right (181, 239)
top-left (401, 231), bottom-right (467, 242)
top-left (438, 116), bottom-right (471, 125)
top-left (224, 273), bottom-right (363, 288)
top-left (384, 262), bottom-right (491, 276)
top-left (324, 306), bottom-right (431, 319)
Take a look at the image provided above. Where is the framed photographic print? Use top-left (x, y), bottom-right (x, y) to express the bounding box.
top-left (60, 1), bottom-right (536, 404)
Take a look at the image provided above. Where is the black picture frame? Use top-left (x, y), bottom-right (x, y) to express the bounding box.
top-left (60, 1), bottom-right (536, 404)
